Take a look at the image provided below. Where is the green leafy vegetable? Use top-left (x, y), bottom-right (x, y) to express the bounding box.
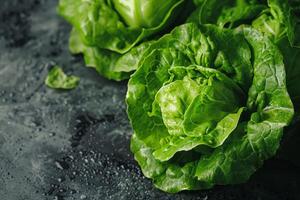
top-left (58, 0), bottom-right (191, 80)
top-left (45, 66), bottom-right (80, 89)
top-left (58, 0), bottom-right (185, 53)
top-left (126, 23), bottom-right (294, 193)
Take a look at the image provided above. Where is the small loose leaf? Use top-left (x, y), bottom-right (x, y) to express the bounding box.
top-left (45, 66), bottom-right (80, 90)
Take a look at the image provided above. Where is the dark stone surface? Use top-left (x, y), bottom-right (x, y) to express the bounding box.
top-left (0, 0), bottom-right (299, 199)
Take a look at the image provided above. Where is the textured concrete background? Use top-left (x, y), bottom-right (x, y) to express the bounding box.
top-left (0, 0), bottom-right (299, 199)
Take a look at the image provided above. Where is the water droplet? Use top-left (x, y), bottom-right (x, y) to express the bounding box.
top-left (68, 155), bottom-right (74, 160)
top-left (54, 160), bottom-right (69, 170)
top-left (9, 92), bottom-right (14, 98)
top-left (58, 188), bottom-right (65, 193)
top-left (49, 132), bottom-right (56, 137)
top-left (69, 189), bottom-right (77, 194)
top-left (57, 177), bottom-right (64, 183)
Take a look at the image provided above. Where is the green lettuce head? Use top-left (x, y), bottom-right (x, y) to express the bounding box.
top-left (126, 23), bottom-right (294, 193)
top-left (57, 0), bottom-right (190, 80)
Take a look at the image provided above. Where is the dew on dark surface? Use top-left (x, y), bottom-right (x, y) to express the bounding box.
top-left (0, 0), bottom-right (299, 200)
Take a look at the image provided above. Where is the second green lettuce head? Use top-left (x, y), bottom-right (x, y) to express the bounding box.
top-left (58, 0), bottom-right (192, 80)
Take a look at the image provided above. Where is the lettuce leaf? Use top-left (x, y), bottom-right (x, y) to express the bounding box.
top-left (45, 66), bottom-right (80, 89)
top-left (68, 28), bottom-right (152, 80)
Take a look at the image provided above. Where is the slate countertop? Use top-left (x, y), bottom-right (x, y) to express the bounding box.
top-left (0, 0), bottom-right (299, 199)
